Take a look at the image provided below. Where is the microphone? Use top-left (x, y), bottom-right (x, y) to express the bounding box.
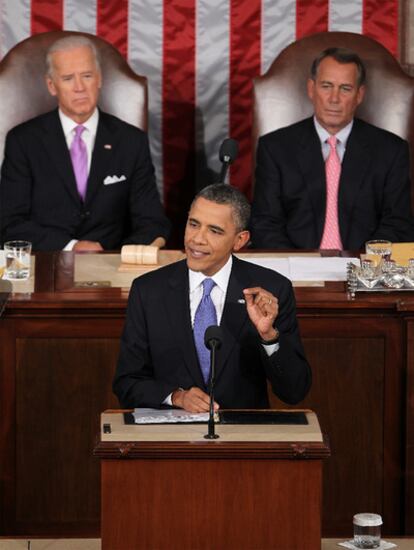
top-left (204, 325), bottom-right (223, 350)
top-left (218, 138), bottom-right (238, 183)
top-left (204, 325), bottom-right (223, 440)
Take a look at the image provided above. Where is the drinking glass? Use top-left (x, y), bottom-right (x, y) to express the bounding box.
top-left (382, 259), bottom-right (405, 289)
top-left (4, 240), bottom-right (32, 280)
top-left (405, 258), bottom-right (414, 287)
top-left (365, 240), bottom-right (392, 262)
top-left (357, 259), bottom-right (380, 289)
top-left (353, 513), bottom-right (382, 548)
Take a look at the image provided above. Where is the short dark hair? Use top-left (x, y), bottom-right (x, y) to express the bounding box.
top-left (310, 47), bottom-right (366, 87)
top-left (192, 183), bottom-right (251, 232)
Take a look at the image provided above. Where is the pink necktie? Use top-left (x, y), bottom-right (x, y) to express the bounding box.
top-left (319, 135), bottom-right (343, 250)
top-left (70, 125), bottom-right (88, 201)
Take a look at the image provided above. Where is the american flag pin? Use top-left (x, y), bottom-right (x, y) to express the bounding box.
top-left (237, 299), bottom-right (245, 304)
top-left (104, 144), bottom-right (112, 149)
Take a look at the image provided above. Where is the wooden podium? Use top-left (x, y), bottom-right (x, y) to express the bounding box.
top-left (94, 410), bottom-right (329, 550)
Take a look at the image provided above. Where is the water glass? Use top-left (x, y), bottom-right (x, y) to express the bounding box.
top-left (357, 259), bottom-right (380, 289)
top-left (4, 240), bottom-right (32, 280)
top-left (382, 259), bottom-right (405, 289)
top-left (365, 240), bottom-right (392, 262)
top-left (353, 513), bottom-right (382, 548)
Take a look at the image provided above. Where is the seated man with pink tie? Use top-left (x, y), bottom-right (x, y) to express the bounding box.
top-left (250, 47), bottom-right (414, 250)
top-left (0, 35), bottom-right (170, 251)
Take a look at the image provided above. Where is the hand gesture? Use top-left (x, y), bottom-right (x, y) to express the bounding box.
top-left (243, 287), bottom-right (279, 341)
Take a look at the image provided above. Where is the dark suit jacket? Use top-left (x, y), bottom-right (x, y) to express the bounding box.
top-left (113, 256), bottom-right (311, 409)
top-left (251, 117), bottom-right (414, 249)
top-left (0, 109), bottom-right (170, 250)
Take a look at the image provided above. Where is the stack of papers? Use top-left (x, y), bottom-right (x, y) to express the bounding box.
top-left (245, 256), bottom-right (359, 281)
top-left (132, 408), bottom-right (209, 424)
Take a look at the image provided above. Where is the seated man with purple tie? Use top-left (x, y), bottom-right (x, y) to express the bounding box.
top-left (251, 47), bottom-right (414, 250)
top-left (0, 36), bottom-right (170, 251)
top-left (113, 184), bottom-right (311, 412)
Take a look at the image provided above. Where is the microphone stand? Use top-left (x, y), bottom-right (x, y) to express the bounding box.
top-left (218, 159), bottom-right (230, 183)
top-left (204, 340), bottom-right (219, 440)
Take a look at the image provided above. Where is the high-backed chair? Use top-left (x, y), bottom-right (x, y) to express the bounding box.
top-left (253, 31), bottom-right (414, 206)
top-left (0, 30), bottom-right (147, 163)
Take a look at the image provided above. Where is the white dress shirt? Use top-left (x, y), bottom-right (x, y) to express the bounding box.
top-left (60, 109), bottom-right (99, 251)
top-left (313, 116), bottom-right (353, 163)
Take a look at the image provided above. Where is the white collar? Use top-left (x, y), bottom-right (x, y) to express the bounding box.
top-left (313, 116), bottom-right (353, 145)
top-left (58, 108), bottom-right (99, 138)
top-left (189, 255), bottom-right (233, 294)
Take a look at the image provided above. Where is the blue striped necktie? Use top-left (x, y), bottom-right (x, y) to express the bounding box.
top-left (193, 278), bottom-right (217, 385)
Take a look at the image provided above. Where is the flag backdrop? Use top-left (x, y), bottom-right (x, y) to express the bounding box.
top-left (0, 0), bottom-right (400, 242)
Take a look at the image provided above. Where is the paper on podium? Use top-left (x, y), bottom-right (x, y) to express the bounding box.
top-left (132, 408), bottom-right (211, 424)
top-left (129, 408), bottom-right (308, 425)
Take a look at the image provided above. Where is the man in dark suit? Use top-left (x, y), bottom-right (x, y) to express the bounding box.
top-left (251, 47), bottom-right (414, 250)
top-left (113, 184), bottom-right (311, 412)
top-left (0, 36), bottom-right (170, 251)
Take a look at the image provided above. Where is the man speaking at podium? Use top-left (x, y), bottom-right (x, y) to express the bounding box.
top-left (114, 184), bottom-right (311, 412)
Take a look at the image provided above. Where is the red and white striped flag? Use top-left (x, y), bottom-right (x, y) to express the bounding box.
top-left (0, 0), bottom-right (399, 240)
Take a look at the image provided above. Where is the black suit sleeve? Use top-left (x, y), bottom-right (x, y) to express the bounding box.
top-left (261, 278), bottom-right (311, 404)
top-left (369, 139), bottom-right (414, 242)
top-left (122, 132), bottom-right (170, 246)
top-left (113, 279), bottom-right (177, 408)
top-left (251, 135), bottom-right (295, 249)
top-left (1, 128), bottom-right (73, 250)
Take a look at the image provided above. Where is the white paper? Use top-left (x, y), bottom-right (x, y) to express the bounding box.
top-left (133, 408), bottom-right (210, 424)
top-left (238, 255), bottom-right (359, 281)
top-left (241, 257), bottom-right (291, 279)
top-left (288, 257), bottom-right (359, 281)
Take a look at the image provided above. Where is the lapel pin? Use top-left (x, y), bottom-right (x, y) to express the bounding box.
top-left (104, 144), bottom-right (112, 149)
top-left (237, 299), bottom-right (246, 304)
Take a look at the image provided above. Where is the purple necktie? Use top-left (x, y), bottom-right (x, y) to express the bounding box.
top-left (70, 125), bottom-right (88, 200)
top-left (193, 278), bottom-right (217, 385)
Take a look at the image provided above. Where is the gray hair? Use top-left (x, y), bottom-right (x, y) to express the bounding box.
top-left (192, 184), bottom-right (251, 232)
top-left (310, 47), bottom-right (366, 88)
top-left (46, 35), bottom-right (101, 78)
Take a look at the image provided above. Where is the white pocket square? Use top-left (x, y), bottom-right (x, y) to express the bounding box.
top-left (103, 175), bottom-right (127, 185)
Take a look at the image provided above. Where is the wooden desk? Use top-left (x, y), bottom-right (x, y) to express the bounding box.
top-left (1, 251), bottom-right (413, 537)
top-left (95, 411), bottom-right (329, 550)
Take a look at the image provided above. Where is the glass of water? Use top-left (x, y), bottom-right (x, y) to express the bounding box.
top-left (4, 240), bottom-right (32, 280)
top-left (365, 240), bottom-right (392, 262)
top-left (357, 259), bottom-right (380, 289)
top-left (353, 513), bottom-right (382, 548)
top-left (405, 258), bottom-right (414, 288)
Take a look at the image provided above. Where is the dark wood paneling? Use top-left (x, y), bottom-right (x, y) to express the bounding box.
top-left (15, 338), bottom-right (119, 530)
top-left (406, 318), bottom-right (414, 534)
top-left (101, 458), bottom-right (322, 550)
top-left (0, 320), bottom-right (16, 534)
top-left (269, 316), bottom-right (404, 536)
